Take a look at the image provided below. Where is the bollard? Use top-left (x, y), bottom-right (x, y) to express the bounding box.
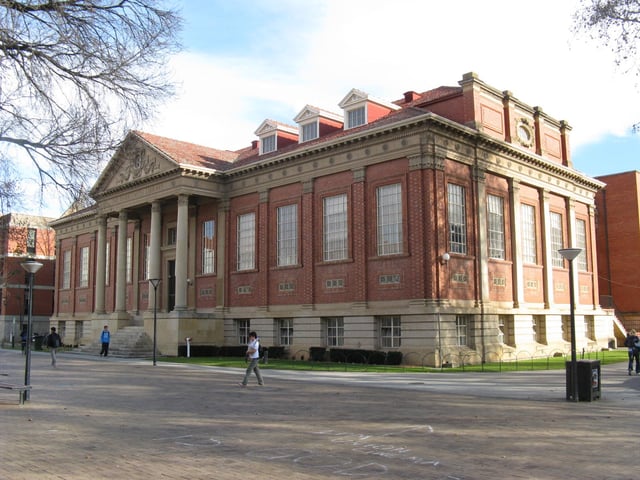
top-left (185, 337), bottom-right (192, 358)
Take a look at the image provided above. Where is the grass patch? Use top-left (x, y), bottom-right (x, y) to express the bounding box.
top-left (160, 349), bottom-right (628, 374)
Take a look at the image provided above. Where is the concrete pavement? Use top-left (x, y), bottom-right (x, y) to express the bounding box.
top-left (0, 348), bottom-right (636, 479)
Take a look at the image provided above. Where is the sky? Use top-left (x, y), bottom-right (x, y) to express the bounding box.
top-left (20, 0), bottom-right (640, 217)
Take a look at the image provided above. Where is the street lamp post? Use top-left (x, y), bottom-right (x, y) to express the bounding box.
top-left (149, 278), bottom-right (161, 366)
top-left (559, 248), bottom-right (582, 402)
top-left (21, 259), bottom-right (43, 402)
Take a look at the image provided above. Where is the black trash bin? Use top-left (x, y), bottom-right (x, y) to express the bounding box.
top-left (33, 334), bottom-right (44, 351)
top-left (566, 359), bottom-right (601, 401)
top-left (577, 359), bottom-right (601, 401)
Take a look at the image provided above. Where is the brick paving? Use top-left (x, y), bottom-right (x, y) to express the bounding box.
top-left (0, 348), bottom-right (636, 480)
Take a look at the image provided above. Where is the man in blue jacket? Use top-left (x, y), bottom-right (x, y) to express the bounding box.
top-left (100, 325), bottom-right (111, 357)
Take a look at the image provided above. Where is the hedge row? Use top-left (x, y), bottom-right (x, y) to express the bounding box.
top-left (176, 345), bottom-right (400, 364)
top-left (177, 345), bottom-right (286, 359)
top-left (310, 347), bottom-right (403, 365)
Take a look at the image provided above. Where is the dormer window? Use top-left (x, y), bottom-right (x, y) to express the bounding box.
top-left (294, 105), bottom-right (343, 144)
top-left (261, 134), bottom-right (276, 154)
top-left (347, 106), bottom-right (366, 129)
top-left (301, 122), bottom-right (318, 142)
top-left (254, 119), bottom-right (298, 155)
top-left (339, 88), bottom-right (400, 130)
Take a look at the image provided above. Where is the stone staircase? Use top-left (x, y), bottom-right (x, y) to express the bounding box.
top-left (81, 326), bottom-right (155, 358)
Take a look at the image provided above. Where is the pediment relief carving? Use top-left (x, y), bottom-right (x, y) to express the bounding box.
top-left (117, 146), bottom-right (162, 185)
top-left (95, 141), bottom-right (178, 195)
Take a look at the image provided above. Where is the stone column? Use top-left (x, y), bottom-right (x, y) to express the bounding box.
top-left (132, 219), bottom-right (141, 314)
top-left (587, 205), bottom-right (599, 309)
top-left (115, 210), bottom-right (128, 313)
top-left (474, 166), bottom-right (489, 306)
top-left (215, 201), bottom-right (228, 309)
top-left (94, 215), bottom-right (107, 314)
top-left (149, 201), bottom-right (162, 310)
top-left (567, 199), bottom-right (580, 306)
top-left (509, 179), bottom-right (524, 308)
top-left (540, 190), bottom-right (553, 309)
top-left (174, 194), bottom-right (189, 310)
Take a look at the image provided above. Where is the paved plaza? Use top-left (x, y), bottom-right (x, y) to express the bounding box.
top-left (0, 348), bottom-right (637, 479)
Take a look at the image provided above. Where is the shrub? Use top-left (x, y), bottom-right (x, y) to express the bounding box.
top-left (309, 347), bottom-right (326, 361)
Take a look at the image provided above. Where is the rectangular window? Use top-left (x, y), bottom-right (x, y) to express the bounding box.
top-left (261, 134), bottom-right (276, 154)
top-left (562, 315), bottom-right (571, 342)
top-left (301, 122), bottom-right (318, 142)
top-left (26, 228), bottom-right (37, 254)
top-left (550, 212), bottom-right (564, 268)
top-left (143, 234), bottom-right (150, 280)
top-left (62, 250), bottom-right (71, 289)
top-left (533, 315), bottom-right (547, 344)
top-left (347, 106), bottom-right (366, 128)
top-left (237, 212), bottom-right (256, 271)
top-left (487, 194), bottom-right (505, 259)
top-left (167, 226), bottom-right (177, 246)
top-left (379, 315), bottom-right (401, 348)
top-left (126, 237), bottom-right (132, 283)
top-left (236, 320), bottom-right (250, 344)
top-left (79, 246), bottom-right (89, 287)
top-left (105, 241), bottom-right (110, 286)
top-left (377, 183), bottom-right (402, 255)
top-left (521, 204), bottom-right (537, 264)
top-left (575, 219), bottom-right (588, 271)
top-left (323, 194), bottom-right (348, 261)
top-left (448, 184), bottom-right (467, 254)
top-left (585, 315), bottom-right (595, 340)
top-left (325, 317), bottom-right (344, 347)
top-left (456, 315), bottom-right (469, 347)
top-left (498, 315), bottom-right (514, 347)
top-left (277, 204), bottom-right (298, 266)
top-left (278, 318), bottom-right (293, 346)
top-left (202, 220), bottom-right (215, 274)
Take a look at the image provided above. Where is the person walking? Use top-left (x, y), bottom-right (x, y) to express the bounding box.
top-left (44, 327), bottom-right (62, 367)
top-left (624, 329), bottom-right (640, 375)
top-left (240, 331), bottom-right (264, 387)
top-left (99, 325), bottom-right (111, 357)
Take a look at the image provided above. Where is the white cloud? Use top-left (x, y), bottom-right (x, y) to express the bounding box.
top-left (20, 0), bottom-right (640, 216)
top-left (147, 0), bottom-right (640, 152)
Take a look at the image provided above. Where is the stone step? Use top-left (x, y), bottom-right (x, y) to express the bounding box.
top-left (80, 326), bottom-right (156, 358)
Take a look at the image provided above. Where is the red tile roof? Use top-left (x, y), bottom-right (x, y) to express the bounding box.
top-left (132, 83), bottom-right (461, 173)
top-left (133, 131), bottom-right (240, 170)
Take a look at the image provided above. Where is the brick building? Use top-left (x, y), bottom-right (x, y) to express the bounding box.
top-left (595, 170), bottom-right (640, 337)
top-left (49, 72), bottom-right (615, 365)
top-left (0, 213), bottom-right (56, 344)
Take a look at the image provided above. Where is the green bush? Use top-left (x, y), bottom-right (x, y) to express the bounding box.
top-left (309, 347), bottom-right (326, 361)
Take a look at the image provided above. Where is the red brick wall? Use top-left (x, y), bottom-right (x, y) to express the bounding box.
top-left (595, 171), bottom-right (640, 313)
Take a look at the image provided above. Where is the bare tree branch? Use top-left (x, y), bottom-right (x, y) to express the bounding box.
top-left (0, 0), bottom-right (182, 204)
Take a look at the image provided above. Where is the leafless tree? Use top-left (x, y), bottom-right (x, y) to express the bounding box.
top-left (574, 1), bottom-right (640, 130)
top-left (0, 160), bottom-right (21, 215)
top-left (0, 0), bottom-right (182, 205)
top-left (574, 0), bottom-right (640, 74)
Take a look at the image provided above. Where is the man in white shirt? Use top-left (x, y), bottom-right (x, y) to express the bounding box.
top-left (240, 331), bottom-right (264, 386)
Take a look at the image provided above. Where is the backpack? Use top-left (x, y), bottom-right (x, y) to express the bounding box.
top-left (625, 335), bottom-right (639, 349)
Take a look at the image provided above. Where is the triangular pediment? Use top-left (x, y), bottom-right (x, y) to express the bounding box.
top-left (293, 105), bottom-right (320, 123)
top-left (253, 119), bottom-right (298, 137)
top-left (90, 132), bottom-right (180, 197)
top-left (294, 105), bottom-right (343, 124)
top-left (338, 88), bottom-right (368, 108)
